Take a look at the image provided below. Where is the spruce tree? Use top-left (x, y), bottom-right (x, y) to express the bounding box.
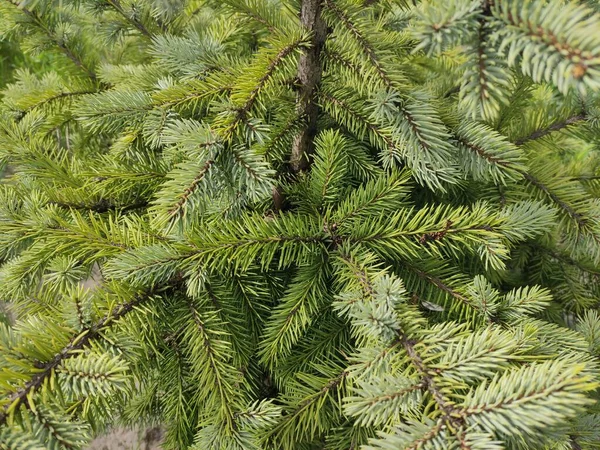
top-left (1, 0), bottom-right (600, 448)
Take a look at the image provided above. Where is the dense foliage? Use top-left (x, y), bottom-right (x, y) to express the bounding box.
top-left (1, 0), bottom-right (600, 448)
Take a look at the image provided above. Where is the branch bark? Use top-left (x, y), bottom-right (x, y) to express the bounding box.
top-left (290, 0), bottom-right (327, 173)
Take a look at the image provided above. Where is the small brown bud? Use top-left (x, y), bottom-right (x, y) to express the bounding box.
top-left (573, 64), bottom-right (587, 79)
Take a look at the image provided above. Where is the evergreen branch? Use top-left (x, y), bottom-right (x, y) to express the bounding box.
top-left (521, 172), bottom-right (588, 229)
top-left (333, 173), bottom-right (411, 226)
top-left (0, 212), bottom-right (135, 262)
top-left (292, 371), bottom-right (347, 415)
top-left (186, 297), bottom-right (236, 427)
top-left (2, 1), bottom-right (600, 446)
top-left (453, 121), bottom-right (526, 183)
top-left (49, 199), bottom-right (149, 214)
top-left (570, 175), bottom-right (600, 181)
top-left (455, 136), bottom-right (509, 167)
top-left (258, 257), bottom-right (330, 367)
top-left (261, 113), bottom-right (302, 163)
top-left (319, 90), bottom-right (399, 155)
top-left (75, 91), bottom-right (153, 133)
top-left (104, 0), bottom-right (152, 38)
top-left (401, 337), bottom-right (465, 427)
top-left (230, 146), bottom-right (272, 190)
top-left (431, 328), bottom-right (517, 380)
top-left (2, 0), bottom-right (97, 81)
top-left (269, 370), bottom-right (348, 440)
top-left (198, 235), bottom-right (327, 250)
top-left (400, 261), bottom-right (475, 311)
top-left (405, 421), bottom-right (446, 450)
top-left (461, 38), bottom-right (512, 121)
top-left (350, 221), bottom-right (498, 242)
top-left (17, 90), bottom-right (95, 116)
top-left (336, 252), bottom-right (465, 426)
top-left (361, 419), bottom-right (449, 450)
top-left (186, 212), bottom-right (327, 271)
top-left (514, 114), bottom-right (587, 146)
top-left (308, 130), bottom-right (349, 206)
top-left (356, 382), bottom-right (424, 407)
top-left (411, 0), bottom-right (481, 56)
top-left (401, 106), bottom-right (432, 152)
top-left (105, 244), bottom-right (190, 285)
top-left (323, 48), bottom-right (365, 81)
top-left (495, 0), bottom-right (600, 92)
top-left (454, 120), bottom-right (597, 243)
top-left (57, 352), bottom-right (129, 396)
top-left (167, 158), bottom-right (215, 219)
top-left (336, 249), bottom-right (377, 298)
top-left (157, 80), bottom-right (233, 110)
top-left (369, 91), bottom-right (460, 189)
top-left (397, 100), bottom-right (456, 178)
top-left (239, 12), bottom-right (277, 33)
top-left (323, 0), bottom-right (392, 88)
top-left (534, 244), bottom-right (600, 277)
top-left (461, 360), bottom-right (596, 435)
top-left (32, 408), bottom-right (79, 450)
top-left (46, 224), bottom-right (129, 251)
top-left (473, 34), bottom-right (490, 97)
top-left (571, 436), bottom-right (583, 450)
top-left (225, 36), bottom-right (306, 139)
top-left (0, 289), bottom-right (155, 426)
top-left (221, 0), bottom-right (280, 33)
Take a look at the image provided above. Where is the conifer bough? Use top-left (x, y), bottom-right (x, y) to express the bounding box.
top-left (0, 0), bottom-right (600, 448)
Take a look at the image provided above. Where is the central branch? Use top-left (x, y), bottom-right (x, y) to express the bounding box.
top-left (290, 0), bottom-right (327, 173)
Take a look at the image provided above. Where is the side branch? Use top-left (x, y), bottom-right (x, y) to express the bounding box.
top-left (105, 0), bottom-right (153, 38)
top-left (323, 0), bottom-right (392, 88)
top-left (50, 199), bottom-right (150, 214)
top-left (401, 337), bottom-right (464, 426)
top-left (168, 158), bottom-right (216, 219)
top-left (454, 136), bottom-right (511, 167)
top-left (514, 114), bottom-right (586, 145)
top-left (521, 172), bottom-right (588, 228)
top-left (319, 91), bottom-right (399, 156)
top-left (226, 40), bottom-right (305, 140)
top-left (17, 90), bottom-right (96, 117)
top-left (0, 290), bottom-right (155, 426)
top-left (3, 0), bottom-right (98, 81)
top-left (336, 252), bottom-right (465, 426)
